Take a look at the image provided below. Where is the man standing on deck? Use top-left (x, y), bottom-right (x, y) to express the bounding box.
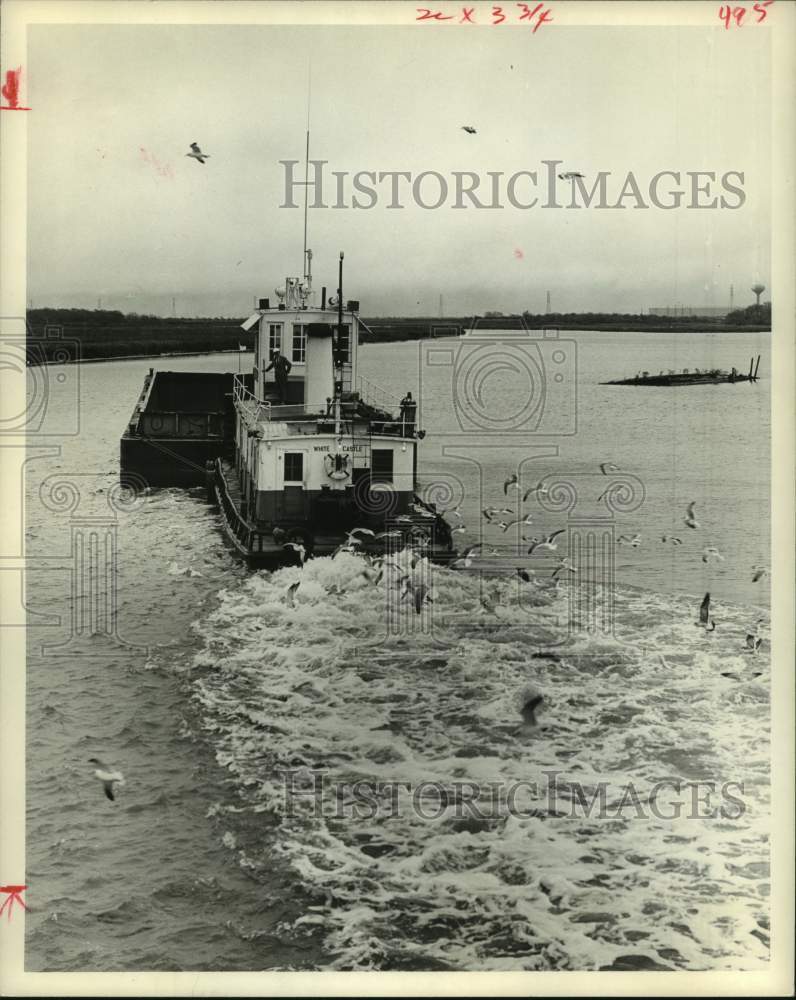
top-left (400, 391), bottom-right (417, 434)
top-left (264, 349), bottom-right (292, 403)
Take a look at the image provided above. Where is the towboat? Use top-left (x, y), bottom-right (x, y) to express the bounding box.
top-left (121, 251), bottom-right (456, 567)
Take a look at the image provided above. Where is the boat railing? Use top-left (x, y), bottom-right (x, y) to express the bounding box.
top-left (212, 459), bottom-right (272, 554)
top-left (356, 374), bottom-right (400, 414)
top-left (232, 375), bottom-right (272, 423)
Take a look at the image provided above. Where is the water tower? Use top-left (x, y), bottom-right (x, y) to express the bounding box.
top-left (751, 283), bottom-right (765, 306)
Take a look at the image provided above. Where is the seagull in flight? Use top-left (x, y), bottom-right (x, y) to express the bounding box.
top-left (285, 581), bottom-right (301, 607)
top-left (503, 473), bottom-right (520, 495)
top-left (283, 541), bottom-right (307, 564)
top-left (461, 125), bottom-right (477, 134)
top-left (516, 567), bottom-right (535, 583)
top-left (617, 533), bottom-right (642, 548)
top-left (697, 592), bottom-right (716, 631)
top-left (528, 529), bottom-right (565, 555)
top-left (347, 527), bottom-right (375, 544)
top-left (552, 557), bottom-right (577, 578)
top-left (751, 566), bottom-right (770, 583)
top-left (558, 171), bottom-right (585, 180)
top-left (186, 142), bottom-right (210, 164)
top-left (702, 546), bottom-right (725, 564)
top-left (441, 505), bottom-right (463, 520)
top-left (521, 692), bottom-right (544, 726)
top-left (482, 507), bottom-right (502, 521)
top-left (523, 481), bottom-right (549, 502)
top-left (451, 543), bottom-right (483, 568)
top-left (684, 501), bottom-right (700, 529)
top-left (500, 514), bottom-right (534, 532)
top-left (661, 534), bottom-right (683, 545)
top-left (599, 462), bottom-right (620, 475)
top-left (88, 758), bottom-right (125, 802)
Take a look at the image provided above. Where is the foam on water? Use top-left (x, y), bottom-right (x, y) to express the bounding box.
top-left (186, 551), bottom-right (770, 971)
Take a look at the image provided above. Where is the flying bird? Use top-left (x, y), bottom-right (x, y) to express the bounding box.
top-left (751, 566), bottom-right (769, 583)
top-left (88, 758), bottom-right (125, 802)
top-left (482, 507), bottom-right (501, 521)
top-left (347, 527), bottom-right (375, 544)
top-left (440, 505), bottom-right (463, 520)
top-left (520, 690), bottom-right (544, 726)
top-left (599, 462), bottom-right (620, 475)
top-left (500, 514), bottom-right (534, 532)
top-left (697, 592), bottom-right (716, 631)
top-left (461, 125), bottom-right (477, 134)
top-left (186, 142), bottom-right (210, 164)
top-left (702, 546), bottom-right (725, 564)
top-left (452, 543), bottom-right (483, 569)
top-left (617, 533), bottom-right (642, 548)
top-left (503, 473), bottom-right (520, 495)
top-left (516, 567), bottom-right (535, 583)
top-left (684, 502), bottom-right (700, 529)
top-left (283, 541), bottom-right (307, 564)
top-left (528, 529), bottom-right (565, 555)
top-left (285, 581), bottom-right (301, 607)
top-left (552, 557), bottom-right (578, 578)
top-left (412, 583), bottom-right (433, 614)
top-left (558, 171), bottom-right (585, 180)
top-left (661, 534), bottom-right (683, 545)
top-left (523, 481), bottom-right (548, 502)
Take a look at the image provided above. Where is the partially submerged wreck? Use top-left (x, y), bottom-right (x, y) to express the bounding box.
top-left (601, 355), bottom-right (761, 387)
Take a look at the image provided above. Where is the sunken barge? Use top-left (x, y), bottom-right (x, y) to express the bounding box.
top-left (601, 355), bottom-right (761, 387)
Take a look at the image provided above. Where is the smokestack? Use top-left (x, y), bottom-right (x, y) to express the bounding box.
top-left (321, 286), bottom-right (326, 310)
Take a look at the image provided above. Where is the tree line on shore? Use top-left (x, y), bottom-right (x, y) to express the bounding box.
top-left (25, 302), bottom-right (771, 363)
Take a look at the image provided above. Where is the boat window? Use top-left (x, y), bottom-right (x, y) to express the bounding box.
top-left (371, 448), bottom-right (393, 484)
top-left (269, 323), bottom-right (282, 355)
top-left (292, 324), bottom-right (306, 363)
top-left (284, 452), bottom-right (304, 483)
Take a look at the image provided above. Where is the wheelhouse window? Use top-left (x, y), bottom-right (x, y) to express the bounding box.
top-left (371, 448), bottom-right (394, 485)
top-left (268, 323), bottom-right (282, 355)
top-left (284, 452), bottom-right (304, 483)
top-left (292, 324), bottom-right (306, 363)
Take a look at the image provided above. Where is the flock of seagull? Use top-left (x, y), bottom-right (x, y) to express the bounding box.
top-left (439, 462), bottom-right (769, 656)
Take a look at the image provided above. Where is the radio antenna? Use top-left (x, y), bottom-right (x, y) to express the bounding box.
top-left (302, 64), bottom-right (311, 282)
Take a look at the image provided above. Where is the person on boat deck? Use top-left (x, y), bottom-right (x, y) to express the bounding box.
top-left (265, 350), bottom-right (292, 403)
top-left (400, 391), bottom-right (417, 434)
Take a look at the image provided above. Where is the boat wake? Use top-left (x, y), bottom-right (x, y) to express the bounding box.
top-left (183, 552), bottom-right (770, 971)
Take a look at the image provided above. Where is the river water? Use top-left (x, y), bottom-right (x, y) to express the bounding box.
top-left (25, 330), bottom-right (770, 971)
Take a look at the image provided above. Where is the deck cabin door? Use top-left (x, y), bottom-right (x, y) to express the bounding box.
top-left (277, 448), bottom-right (307, 520)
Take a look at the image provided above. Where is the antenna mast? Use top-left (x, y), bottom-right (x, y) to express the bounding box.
top-left (302, 65), bottom-right (312, 283)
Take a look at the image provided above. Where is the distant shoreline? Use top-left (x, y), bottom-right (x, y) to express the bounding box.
top-left (23, 305), bottom-right (771, 366)
top-left (26, 325), bottom-right (771, 367)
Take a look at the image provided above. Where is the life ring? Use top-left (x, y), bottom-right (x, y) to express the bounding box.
top-left (325, 452), bottom-right (350, 480)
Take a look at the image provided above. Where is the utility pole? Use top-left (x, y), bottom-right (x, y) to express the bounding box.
top-left (546, 290), bottom-right (551, 314)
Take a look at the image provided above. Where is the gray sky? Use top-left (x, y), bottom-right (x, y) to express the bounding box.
top-left (28, 23), bottom-right (770, 317)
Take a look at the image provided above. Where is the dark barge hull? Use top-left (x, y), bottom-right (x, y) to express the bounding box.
top-left (120, 369), bottom-right (246, 487)
top-left (602, 355), bottom-right (761, 387)
top-left (601, 374), bottom-right (757, 387)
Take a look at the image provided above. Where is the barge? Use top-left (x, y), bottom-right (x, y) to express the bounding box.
top-left (601, 355), bottom-right (761, 387)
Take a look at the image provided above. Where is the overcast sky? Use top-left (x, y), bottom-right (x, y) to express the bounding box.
top-left (28, 23), bottom-right (770, 317)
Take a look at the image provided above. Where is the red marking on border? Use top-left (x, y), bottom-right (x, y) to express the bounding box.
top-left (1, 67), bottom-right (31, 111)
top-left (0, 885), bottom-right (28, 920)
top-left (514, 248), bottom-right (525, 259)
top-left (719, 1), bottom-right (774, 28)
